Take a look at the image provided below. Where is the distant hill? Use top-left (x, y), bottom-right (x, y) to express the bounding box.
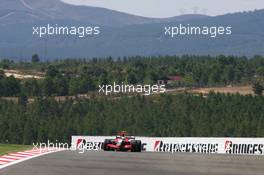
top-left (0, 0), bottom-right (152, 26)
top-left (1, 0), bottom-right (205, 26)
top-left (0, 0), bottom-right (263, 59)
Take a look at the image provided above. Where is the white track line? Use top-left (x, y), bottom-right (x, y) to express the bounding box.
top-left (26, 149), bottom-right (52, 152)
top-left (24, 149), bottom-right (50, 152)
top-left (0, 156), bottom-right (20, 160)
top-left (0, 158), bottom-right (13, 162)
top-left (16, 152), bottom-right (36, 156)
top-left (0, 161), bottom-right (8, 165)
top-left (0, 150), bottom-right (63, 170)
top-left (8, 154), bottom-right (28, 158)
top-left (24, 150), bottom-right (41, 152)
top-left (0, 157), bottom-right (18, 161)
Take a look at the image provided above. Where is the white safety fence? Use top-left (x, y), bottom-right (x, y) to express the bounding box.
top-left (71, 136), bottom-right (264, 155)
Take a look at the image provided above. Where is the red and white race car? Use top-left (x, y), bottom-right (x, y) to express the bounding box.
top-left (103, 132), bottom-right (142, 152)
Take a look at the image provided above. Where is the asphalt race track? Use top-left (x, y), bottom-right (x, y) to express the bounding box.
top-left (1, 151), bottom-right (264, 175)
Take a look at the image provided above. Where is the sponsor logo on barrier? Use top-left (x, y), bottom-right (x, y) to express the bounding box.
top-left (76, 139), bottom-right (85, 148)
top-left (224, 140), bottom-right (264, 155)
top-left (76, 139), bottom-right (104, 153)
top-left (154, 140), bottom-right (218, 153)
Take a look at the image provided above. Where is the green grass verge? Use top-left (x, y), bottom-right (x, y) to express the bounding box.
top-left (0, 144), bottom-right (33, 156)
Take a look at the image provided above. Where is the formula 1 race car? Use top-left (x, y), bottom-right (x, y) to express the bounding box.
top-left (103, 132), bottom-right (142, 152)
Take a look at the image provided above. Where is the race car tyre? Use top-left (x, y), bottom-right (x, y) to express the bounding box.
top-left (130, 140), bottom-right (136, 152)
top-left (103, 139), bottom-right (112, 151)
top-left (135, 140), bottom-right (142, 152)
top-left (131, 140), bottom-right (142, 152)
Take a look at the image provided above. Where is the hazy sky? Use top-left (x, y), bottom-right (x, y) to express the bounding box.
top-left (62, 0), bottom-right (264, 17)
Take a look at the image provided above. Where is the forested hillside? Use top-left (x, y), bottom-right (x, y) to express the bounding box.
top-left (1, 55), bottom-right (264, 144)
top-left (1, 55), bottom-right (264, 97)
top-left (0, 93), bottom-right (264, 144)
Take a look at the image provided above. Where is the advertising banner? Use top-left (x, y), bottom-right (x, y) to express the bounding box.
top-left (71, 136), bottom-right (264, 155)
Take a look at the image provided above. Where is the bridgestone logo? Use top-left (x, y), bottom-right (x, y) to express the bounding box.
top-left (154, 141), bottom-right (218, 153)
top-left (225, 140), bottom-right (264, 155)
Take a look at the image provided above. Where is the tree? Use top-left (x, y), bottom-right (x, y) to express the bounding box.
top-left (126, 71), bottom-right (137, 84)
top-left (253, 82), bottom-right (264, 96)
top-left (79, 76), bottom-right (95, 93)
top-left (256, 67), bottom-right (264, 77)
top-left (32, 54), bottom-right (40, 63)
top-left (3, 76), bottom-right (21, 96)
top-left (23, 121), bottom-right (34, 144)
top-left (46, 65), bottom-right (59, 77)
top-left (0, 59), bottom-right (13, 69)
top-left (24, 79), bottom-right (41, 96)
top-left (69, 78), bottom-right (80, 95)
top-left (183, 74), bottom-right (195, 87)
top-left (42, 77), bottom-right (55, 96)
top-left (54, 76), bottom-right (68, 96)
top-left (18, 91), bottom-right (28, 106)
top-left (0, 70), bottom-right (5, 79)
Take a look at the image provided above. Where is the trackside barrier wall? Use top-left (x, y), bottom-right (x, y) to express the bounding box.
top-left (71, 136), bottom-right (264, 155)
